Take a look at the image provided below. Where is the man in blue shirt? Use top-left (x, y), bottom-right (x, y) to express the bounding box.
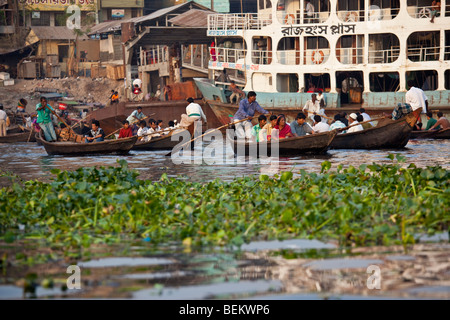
top-left (233, 91), bottom-right (269, 140)
top-left (36, 97), bottom-right (57, 142)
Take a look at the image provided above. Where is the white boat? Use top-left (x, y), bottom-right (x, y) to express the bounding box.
top-left (195, 0), bottom-right (450, 125)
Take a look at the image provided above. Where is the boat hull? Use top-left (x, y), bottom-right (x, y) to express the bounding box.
top-left (231, 130), bottom-right (336, 156)
top-left (0, 130), bottom-right (36, 143)
top-left (37, 134), bottom-right (138, 156)
top-left (330, 110), bottom-right (420, 150)
top-left (410, 128), bottom-right (450, 139)
top-left (133, 129), bottom-right (192, 151)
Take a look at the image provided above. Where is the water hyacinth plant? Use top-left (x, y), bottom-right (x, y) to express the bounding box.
top-left (0, 158), bottom-right (448, 255)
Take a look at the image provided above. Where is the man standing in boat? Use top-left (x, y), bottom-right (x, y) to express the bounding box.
top-left (302, 93), bottom-right (321, 122)
top-left (391, 80), bottom-right (428, 121)
top-left (233, 91), bottom-right (270, 140)
top-left (179, 98), bottom-right (207, 128)
top-left (36, 97), bottom-right (57, 142)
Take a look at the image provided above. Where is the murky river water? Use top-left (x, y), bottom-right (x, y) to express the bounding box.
top-left (1, 139), bottom-right (449, 183)
top-left (0, 139), bottom-right (449, 300)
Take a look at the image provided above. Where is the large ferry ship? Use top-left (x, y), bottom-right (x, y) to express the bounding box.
top-left (194, 0), bottom-right (450, 125)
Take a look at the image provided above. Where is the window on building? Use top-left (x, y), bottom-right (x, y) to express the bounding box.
top-left (31, 11), bottom-right (51, 26)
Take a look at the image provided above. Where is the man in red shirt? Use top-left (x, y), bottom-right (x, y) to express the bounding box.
top-left (118, 120), bottom-right (133, 139)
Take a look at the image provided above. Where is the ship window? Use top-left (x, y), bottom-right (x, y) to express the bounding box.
top-left (406, 70), bottom-right (438, 91)
top-left (368, 33), bottom-right (400, 63)
top-left (445, 30), bottom-right (450, 60)
top-left (336, 71), bottom-right (364, 104)
top-left (277, 37), bottom-right (300, 65)
top-left (277, 74), bottom-right (299, 93)
top-left (445, 70), bottom-right (450, 89)
top-left (340, 36), bottom-right (353, 48)
top-left (407, 31), bottom-right (440, 62)
top-left (337, 0), bottom-right (365, 22)
top-left (259, 0), bottom-right (272, 10)
top-left (252, 36), bottom-right (272, 64)
top-left (369, 0), bottom-right (400, 19)
top-left (369, 72), bottom-right (400, 92)
top-left (304, 73), bottom-right (331, 93)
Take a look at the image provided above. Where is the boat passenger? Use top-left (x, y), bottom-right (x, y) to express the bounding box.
top-left (330, 114), bottom-right (347, 134)
top-left (148, 119), bottom-right (161, 138)
top-left (180, 97), bottom-right (207, 129)
top-left (36, 97), bottom-right (57, 142)
top-left (168, 120), bottom-right (176, 130)
top-left (261, 115), bottom-right (278, 141)
top-left (425, 112), bottom-right (439, 130)
top-left (290, 113), bottom-right (314, 137)
top-left (137, 120), bottom-right (149, 142)
top-left (85, 120), bottom-right (105, 143)
top-left (118, 120), bottom-right (133, 139)
top-left (233, 91), bottom-right (269, 140)
top-left (391, 80), bottom-right (428, 121)
top-left (318, 99), bottom-right (328, 123)
top-left (0, 105), bottom-right (7, 137)
top-left (157, 120), bottom-right (163, 131)
top-left (316, 90), bottom-right (326, 108)
top-left (429, 112), bottom-right (450, 130)
top-left (229, 81), bottom-right (245, 105)
top-left (302, 93), bottom-right (320, 121)
top-left (357, 114), bottom-right (371, 130)
top-left (312, 115), bottom-right (330, 133)
top-left (360, 108), bottom-right (374, 127)
top-left (347, 113), bottom-right (364, 133)
top-left (127, 107), bottom-right (146, 124)
top-left (339, 112), bottom-right (349, 127)
top-left (274, 114), bottom-right (294, 139)
top-left (251, 114), bottom-right (267, 143)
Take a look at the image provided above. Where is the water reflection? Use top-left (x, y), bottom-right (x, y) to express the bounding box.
top-left (0, 140), bottom-right (449, 184)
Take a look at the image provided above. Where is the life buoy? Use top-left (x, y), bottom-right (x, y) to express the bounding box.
top-left (345, 11), bottom-right (359, 22)
top-left (284, 14), bottom-right (296, 24)
top-left (312, 50), bottom-right (324, 64)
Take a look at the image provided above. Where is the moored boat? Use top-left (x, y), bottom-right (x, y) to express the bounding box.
top-left (0, 129), bottom-right (36, 143)
top-left (329, 109), bottom-right (420, 149)
top-left (230, 130), bottom-right (337, 156)
top-left (410, 128), bottom-right (450, 140)
top-left (133, 128), bottom-right (193, 151)
top-left (36, 132), bottom-right (138, 156)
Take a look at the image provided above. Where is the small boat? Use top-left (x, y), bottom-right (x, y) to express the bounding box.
top-left (230, 130), bottom-right (337, 156)
top-left (36, 131), bottom-right (138, 156)
top-left (410, 128), bottom-right (450, 140)
top-left (0, 129), bottom-right (36, 143)
top-left (330, 109), bottom-right (420, 150)
top-left (133, 128), bottom-right (192, 151)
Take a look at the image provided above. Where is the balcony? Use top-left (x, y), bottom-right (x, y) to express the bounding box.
top-left (337, 47), bottom-right (364, 64)
top-left (211, 47), bottom-right (247, 64)
top-left (207, 13), bottom-right (272, 33)
top-left (182, 44), bottom-right (210, 73)
top-left (407, 46), bottom-right (440, 62)
top-left (140, 46), bottom-right (169, 69)
top-left (368, 47), bottom-right (400, 64)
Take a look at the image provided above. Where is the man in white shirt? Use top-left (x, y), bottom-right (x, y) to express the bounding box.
top-left (359, 108), bottom-right (374, 127)
top-left (312, 115), bottom-right (330, 133)
top-left (179, 97), bottom-right (207, 128)
top-left (392, 80), bottom-right (428, 120)
top-left (0, 104), bottom-right (7, 137)
top-left (305, 0), bottom-right (315, 22)
top-left (303, 94), bottom-right (321, 123)
top-left (347, 113), bottom-right (364, 133)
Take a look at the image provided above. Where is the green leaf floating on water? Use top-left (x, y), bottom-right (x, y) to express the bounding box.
top-left (0, 160), bottom-right (448, 250)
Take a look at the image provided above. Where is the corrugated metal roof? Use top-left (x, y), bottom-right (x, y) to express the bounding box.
top-left (88, 20), bottom-right (122, 35)
top-left (31, 27), bottom-right (88, 40)
top-left (168, 9), bottom-right (213, 27)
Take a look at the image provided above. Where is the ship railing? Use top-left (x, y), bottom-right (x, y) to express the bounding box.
top-left (337, 9), bottom-right (365, 22)
top-left (406, 5), bottom-right (437, 19)
top-left (140, 46), bottom-right (169, 66)
top-left (211, 47), bottom-right (247, 64)
top-left (276, 11), bottom-right (330, 24)
top-left (251, 50), bottom-right (273, 65)
top-left (407, 46), bottom-right (440, 62)
top-left (368, 7), bottom-right (400, 20)
top-left (208, 13), bottom-right (272, 31)
top-left (368, 47), bottom-right (400, 64)
top-left (277, 50), bottom-right (300, 65)
top-left (337, 47), bottom-right (364, 64)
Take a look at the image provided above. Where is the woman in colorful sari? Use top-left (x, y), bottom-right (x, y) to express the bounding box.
top-left (274, 114), bottom-right (294, 139)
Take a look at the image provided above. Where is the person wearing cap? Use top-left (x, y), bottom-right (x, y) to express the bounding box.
top-left (347, 113), bottom-right (364, 133)
top-left (233, 91), bottom-right (269, 140)
top-left (312, 115), bottom-right (330, 133)
top-left (36, 97), bottom-right (57, 142)
top-left (179, 98), bottom-right (207, 128)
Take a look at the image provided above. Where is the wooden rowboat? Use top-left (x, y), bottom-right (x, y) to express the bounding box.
top-left (330, 109), bottom-right (421, 150)
top-left (133, 128), bottom-right (192, 151)
top-left (0, 129), bottom-right (36, 143)
top-left (230, 130), bottom-right (337, 156)
top-left (36, 131), bottom-right (138, 156)
top-left (410, 128), bottom-right (450, 140)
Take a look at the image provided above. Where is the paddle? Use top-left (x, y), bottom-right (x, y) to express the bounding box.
top-left (165, 116), bottom-right (258, 157)
top-left (26, 127), bottom-right (34, 142)
top-left (104, 113), bottom-right (155, 139)
top-left (336, 116), bottom-right (386, 133)
top-left (42, 105), bottom-right (72, 133)
top-left (70, 113), bottom-right (92, 130)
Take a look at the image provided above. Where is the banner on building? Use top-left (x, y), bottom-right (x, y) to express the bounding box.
top-left (19, 0), bottom-right (96, 11)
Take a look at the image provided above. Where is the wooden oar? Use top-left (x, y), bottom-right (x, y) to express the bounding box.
top-left (165, 116), bottom-right (258, 157)
top-left (26, 127), bottom-right (34, 142)
top-left (70, 113), bottom-right (92, 130)
top-left (44, 105), bottom-right (72, 131)
top-left (105, 113), bottom-right (155, 139)
top-left (336, 116), bottom-right (386, 132)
